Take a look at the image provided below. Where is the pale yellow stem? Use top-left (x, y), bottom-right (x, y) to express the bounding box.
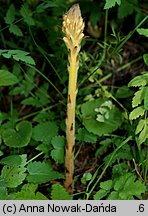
top-left (62, 4), bottom-right (84, 193)
top-left (65, 54), bottom-right (78, 193)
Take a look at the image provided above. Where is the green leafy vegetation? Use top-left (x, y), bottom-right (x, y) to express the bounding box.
top-left (0, 0), bottom-right (147, 200)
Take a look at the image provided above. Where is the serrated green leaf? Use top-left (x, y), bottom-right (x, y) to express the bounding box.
top-left (0, 177), bottom-right (8, 200)
top-left (33, 121), bottom-right (58, 144)
top-left (95, 139), bottom-right (112, 157)
top-left (94, 189), bottom-right (109, 200)
top-left (21, 97), bottom-right (39, 107)
top-left (137, 28), bottom-right (148, 37)
top-left (76, 128), bottom-right (97, 143)
top-left (2, 165), bottom-right (26, 188)
top-left (104, 0), bottom-right (121, 9)
top-left (113, 173), bottom-right (146, 199)
top-left (138, 124), bottom-right (148, 145)
top-left (144, 87), bottom-right (148, 110)
top-left (9, 50), bottom-right (35, 65)
top-left (20, 3), bottom-right (35, 26)
top-left (27, 162), bottom-right (64, 184)
top-left (0, 155), bottom-right (22, 166)
top-left (108, 191), bottom-right (120, 200)
top-left (103, 141), bottom-right (132, 166)
top-left (135, 119), bottom-right (145, 135)
top-left (2, 121), bottom-right (32, 147)
top-left (33, 111), bottom-right (53, 123)
top-left (132, 88), bottom-right (144, 108)
top-left (1, 155), bottom-right (27, 188)
top-left (124, 176), bottom-right (146, 197)
top-left (100, 180), bottom-right (113, 190)
top-left (0, 49), bottom-right (35, 65)
top-left (81, 99), bottom-right (122, 136)
top-left (14, 54), bottom-right (35, 65)
top-left (129, 106), bottom-right (145, 120)
top-left (36, 143), bottom-right (50, 155)
top-left (51, 184), bottom-right (72, 200)
top-left (36, 2), bottom-right (58, 13)
top-left (112, 163), bottom-right (129, 179)
top-left (13, 184), bottom-right (48, 200)
top-left (51, 136), bottom-right (65, 164)
top-left (22, 83), bottom-right (49, 107)
top-left (0, 69), bottom-right (18, 86)
top-left (117, 0), bottom-right (134, 19)
top-left (114, 173), bottom-right (133, 191)
top-left (9, 24), bottom-right (23, 36)
top-left (143, 54), bottom-right (148, 66)
top-left (128, 75), bottom-right (147, 87)
top-left (4, 4), bottom-right (15, 24)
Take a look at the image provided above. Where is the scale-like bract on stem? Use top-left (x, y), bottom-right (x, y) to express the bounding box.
top-left (62, 4), bottom-right (84, 193)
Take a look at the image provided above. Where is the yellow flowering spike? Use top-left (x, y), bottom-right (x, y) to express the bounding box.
top-left (62, 4), bottom-right (84, 194)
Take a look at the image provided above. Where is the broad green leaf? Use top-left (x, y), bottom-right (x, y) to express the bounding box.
top-left (1, 166), bottom-right (27, 188)
top-left (33, 111), bottom-right (54, 123)
top-left (115, 86), bottom-right (133, 98)
top-left (27, 162), bottom-right (64, 184)
top-left (2, 121), bottom-right (32, 147)
top-left (20, 3), bottom-right (35, 26)
top-left (1, 155), bottom-right (27, 188)
top-left (129, 106), bottom-right (145, 120)
top-left (9, 24), bottom-right (23, 37)
top-left (76, 128), bottom-right (97, 143)
top-left (0, 155), bottom-right (22, 166)
top-left (104, 0), bottom-right (121, 9)
top-left (51, 136), bottom-right (65, 164)
top-left (132, 88), bottom-right (144, 108)
top-left (0, 69), bottom-right (18, 86)
top-left (135, 119), bottom-right (145, 134)
top-left (137, 28), bottom-right (148, 37)
top-left (51, 184), bottom-right (72, 200)
top-left (143, 54), bottom-right (148, 66)
top-left (144, 87), bottom-right (148, 110)
top-left (81, 99), bottom-right (122, 136)
top-left (13, 184), bottom-right (48, 200)
top-left (81, 172), bottom-right (92, 184)
top-left (33, 121), bottom-right (58, 144)
top-left (4, 4), bottom-right (15, 24)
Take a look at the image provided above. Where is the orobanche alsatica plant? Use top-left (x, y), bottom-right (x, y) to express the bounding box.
top-left (62, 4), bottom-right (84, 193)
